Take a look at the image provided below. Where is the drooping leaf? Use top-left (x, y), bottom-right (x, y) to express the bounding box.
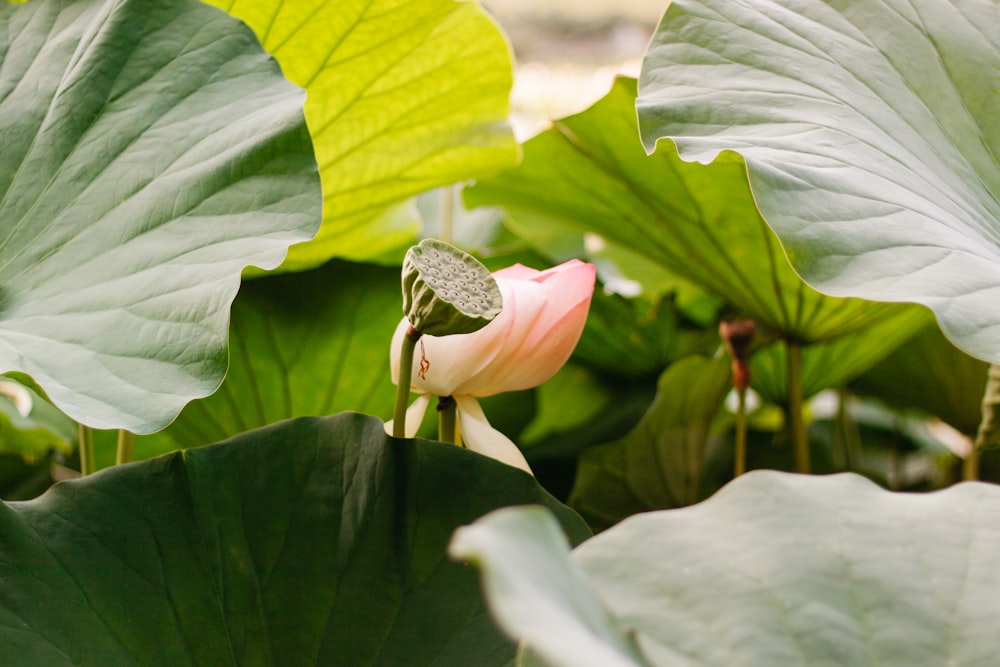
top-left (0, 413), bottom-right (589, 666)
top-left (0, 0), bottom-right (321, 432)
top-left (466, 77), bottom-right (895, 343)
top-left (750, 304), bottom-right (931, 404)
top-left (458, 471), bottom-right (1000, 666)
top-left (570, 355), bottom-right (733, 530)
top-left (209, 0), bottom-right (520, 266)
top-left (851, 323), bottom-right (990, 436)
top-left (637, 0), bottom-right (1000, 362)
top-left (128, 260), bottom-right (401, 464)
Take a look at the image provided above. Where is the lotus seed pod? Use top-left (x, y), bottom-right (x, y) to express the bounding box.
top-left (401, 239), bottom-right (502, 336)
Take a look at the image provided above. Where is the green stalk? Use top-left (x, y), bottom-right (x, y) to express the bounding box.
top-left (393, 327), bottom-right (422, 438)
top-left (786, 340), bottom-right (810, 474)
top-left (438, 396), bottom-right (457, 444)
top-left (440, 185), bottom-right (454, 245)
top-left (833, 387), bottom-right (850, 470)
top-left (966, 363), bottom-right (1000, 481)
top-left (116, 430), bottom-right (135, 466)
top-left (734, 386), bottom-right (747, 477)
top-left (78, 423), bottom-right (95, 476)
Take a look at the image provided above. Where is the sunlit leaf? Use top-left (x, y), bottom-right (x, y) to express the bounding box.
top-left (210, 0), bottom-right (520, 266)
top-left (467, 78), bottom-right (895, 343)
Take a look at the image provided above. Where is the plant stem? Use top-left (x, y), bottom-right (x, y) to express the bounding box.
top-left (965, 363), bottom-right (1000, 481)
top-left (116, 430), bottom-right (135, 465)
top-left (734, 386), bottom-right (747, 477)
top-left (438, 396), bottom-right (457, 444)
top-left (440, 185), bottom-right (454, 245)
top-left (78, 423), bottom-right (95, 476)
top-left (392, 326), bottom-right (422, 438)
top-left (786, 340), bottom-right (810, 474)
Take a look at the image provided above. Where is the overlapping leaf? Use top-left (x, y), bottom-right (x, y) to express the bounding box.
top-left (638, 0), bottom-right (1000, 362)
top-left (0, 0), bottom-right (321, 432)
top-left (570, 355), bottom-right (732, 529)
top-left (467, 78), bottom-right (896, 343)
top-left (131, 260), bottom-right (401, 463)
top-left (457, 471), bottom-right (1000, 666)
top-left (0, 413), bottom-right (590, 666)
top-left (209, 0), bottom-right (520, 266)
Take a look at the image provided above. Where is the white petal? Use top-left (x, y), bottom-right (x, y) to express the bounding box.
top-left (455, 396), bottom-right (533, 475)
top-left (0, 380), bottom-right (32, 417)
top-left (383, 393), bottom-right (432, 438)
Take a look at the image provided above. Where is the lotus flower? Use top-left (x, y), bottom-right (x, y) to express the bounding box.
top-left (388, 259), bottom-right (596, 473)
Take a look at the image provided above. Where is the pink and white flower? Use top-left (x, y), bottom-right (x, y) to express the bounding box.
top-left (388, 259), bottom-right (596, 473)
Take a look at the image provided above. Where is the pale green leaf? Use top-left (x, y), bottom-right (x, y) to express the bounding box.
top-left (467, 78), bottom-right (896, 343)
top-left (0, 0), bottom-right (321, 432)
top-left (638, 0), bottom-right (1000, 362)
top-left (463, 471), bottom-right (1000, 665)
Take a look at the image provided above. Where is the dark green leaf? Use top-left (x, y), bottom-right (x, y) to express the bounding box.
top-left (133, 260), bottom-right (402, 463)
top-left (570, 355), bottom-right (732, 530)
top-left (0, 413), bottom-right (589, 666)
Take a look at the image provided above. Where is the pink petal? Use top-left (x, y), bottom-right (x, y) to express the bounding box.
top-left (389, 259), bottom-right (596, 398)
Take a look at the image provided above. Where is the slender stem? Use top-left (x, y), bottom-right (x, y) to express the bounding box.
top-left (440, 185), bottom-right (454, 245)
top-left (833, 387), bottom-right (849, 470)
top-left (734, 387), bottom-right (747, 477)
top-left (393, 327), bottom-right (422, 438)
top-left (786, 340), bottom-right (810, 474)
top-left (437, 396), bottom-right (457, 444)
top-left (963, 451), bottom-right (981, 481)
top-left (78, 423), bottom-right (95, 476)
top-left (116, 430), bottom-right (135, 466)
top-left (966, 364), bottom-right (1000, 481)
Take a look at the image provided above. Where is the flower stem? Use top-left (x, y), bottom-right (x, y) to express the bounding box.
top-left (78, 423), bottom-right (95, 476)
top-left (734, 386), bottom-right (747, 477)
top-left (786, 340), bottom-right (810, 474)
top-left (966, 363), bottom-right (1000, 481)
top-left (393, 326), bottom-right (422, 438)
top-left (438, 396), bottom-right (457, 444)
top-left (116, 430), bottom-right (135, 466)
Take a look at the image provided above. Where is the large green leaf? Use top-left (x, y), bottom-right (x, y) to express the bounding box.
top-left (638, 0), bottom-right (1000, 362)
top-left (750, 304), bottom-right (931, 404)
top-left (0, 412), bottom-right (589, 665)
top-left (569, 355), bottom-right (732, 529)
top-left (209, 0), bottom-right (520, 266)
top-left (450, 506), bottom-right (651, 667)
top-left (851, 323), bottom-right (990, 436)
top-left (130, 260), bottom-right (401, 463)
top-left (0, 0), bottom-right (320, 432)
top-left (456, 471), bottom-right (1000, 666)
top-left (466, 77), bottom-right (895, 343)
